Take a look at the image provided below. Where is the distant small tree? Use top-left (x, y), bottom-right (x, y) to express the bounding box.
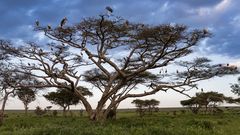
top-left (181, 97), bottom-right (202, 114)
top-left (44, 87), bottom-right (92, 116)
top-left (132, 99), bottom-right (160, 116)
top-left (181, 91), bottom-right (226, 114)
top-left (149, 99), bottom-right (160, 113)
top-left (16, 87), bottom-right (36, 115)
top-left (231, 77), bottom-right (240, 96)
top-left (132, 99), bottom-right (145, 116)
top-left (144, 99), bottom-right (160, 114)
top-left (228, 78), bottom-right (240, 104)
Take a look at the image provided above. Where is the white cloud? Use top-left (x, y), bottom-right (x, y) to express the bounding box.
top-left (230, 15), bottom-right (240, 28)
top-left (195, 0), bottom-right (231, 19)
top-left (215, 0), bottom-right (231, 12)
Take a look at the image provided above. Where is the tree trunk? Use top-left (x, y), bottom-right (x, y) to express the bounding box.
top-left (74, 90), bottom-right (94, 119)
top-left (67, 105), bottom-right (70, 111)
top-left (24, 103), bottom-right (28, 115)
top-left (63, 106), bottom-right (67, 117)
top-left (0, 95), bottom-right (8, 126)
top-left (1, 95), bottom-right (8, 113)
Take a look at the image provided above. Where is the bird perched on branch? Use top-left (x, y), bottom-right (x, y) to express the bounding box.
top-left (60, 17), bottom-right (67, 27)
top-left (203, 29), bottom-right (208, 34)
top-left (47, 25), bottom-right (51, 30)
top-left (35, 20), bottom-right (39, 27)
top-left (106, 6), bottom-right (113, 13)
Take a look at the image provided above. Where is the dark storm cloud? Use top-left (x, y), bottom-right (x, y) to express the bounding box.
top-left (0, 0), bottom-right (239, 57)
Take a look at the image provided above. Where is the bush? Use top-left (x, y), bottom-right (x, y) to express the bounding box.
top-left (188, 119), bottom-right (215, 130)
top-left (180, 110), bottom-right (186, 114)
top-left (172, 111), bottom-right (177, 116)
top-left (34, 106), bottom-right (46, 116)
top-left (53, 110), bottom-right (58, 117)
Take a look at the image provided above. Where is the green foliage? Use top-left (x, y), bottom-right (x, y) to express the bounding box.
top-left (181, 91), bottom-right (226, 114)
top-left (230, 77), bottom-right (240, 100)
top-left (43, 89), bottom-right (82, 110)
top-left (132, 99), bottom-right (160, 116)
top-left (16, 87), bottom-right (36, 108)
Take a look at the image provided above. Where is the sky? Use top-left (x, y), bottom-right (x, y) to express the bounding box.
top-left (1, 0), bottom-right (240, 110)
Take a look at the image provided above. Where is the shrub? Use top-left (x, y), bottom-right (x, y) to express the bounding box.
top-left (34, 106), bottom-right (46, 116)
top-left (53, 110), bottom-right (58, 117)
top-left (188, 119), bottom-right (215, 130)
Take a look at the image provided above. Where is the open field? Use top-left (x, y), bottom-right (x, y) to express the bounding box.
top-left (1, 108), bottom-right (240, 135)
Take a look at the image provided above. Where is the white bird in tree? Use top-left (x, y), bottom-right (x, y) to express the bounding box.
top-left (60, 17), bottom-right (67, 27)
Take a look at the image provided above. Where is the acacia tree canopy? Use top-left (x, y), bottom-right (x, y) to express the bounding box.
top-left (44, 86), bottom-right (92, 116)
top-left (181, 91), bottom-right (226, 114)
top-left (0, 13), bottom-right (238, 121)
top-left (16, 87), bottom-right (36, 115)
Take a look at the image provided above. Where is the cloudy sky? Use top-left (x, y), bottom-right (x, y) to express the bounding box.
top-left (1, 0), bottom-right (240, 110)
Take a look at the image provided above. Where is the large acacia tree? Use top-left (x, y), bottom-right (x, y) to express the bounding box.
top-left (1, 11), bottom-right (238, 121)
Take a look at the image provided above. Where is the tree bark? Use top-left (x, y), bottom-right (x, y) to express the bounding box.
top-left (74, 90), bottom-right (94, 119)
top-left (0, 95), bottom-right (8, 126)
top-left (24, 103), bottom-right (28, 115)
top-left (63, 106), bottom-right (67, 117)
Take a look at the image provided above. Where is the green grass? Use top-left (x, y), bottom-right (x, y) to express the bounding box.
top-left (0, 111), bottom-right (240, 135)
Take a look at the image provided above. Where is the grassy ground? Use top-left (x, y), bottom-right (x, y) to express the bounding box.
top-left (0, 110), bottom-right (240, 135)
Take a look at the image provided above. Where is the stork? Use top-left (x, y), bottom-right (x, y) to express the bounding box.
top-left (47, 25), bottom-right (51, 30)
top-left (35, 20), bottom-right (39, 27)
top-left (203, 29), bottom-right (208, 34)
top-left (106, 6), bottom-right (113, 13)
top-left (60, 17), bottom-right (67, 27)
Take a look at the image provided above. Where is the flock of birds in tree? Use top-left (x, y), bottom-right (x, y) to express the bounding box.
top-left (35, 6), bottom-right (113, 29)
top-left (33, 6), bottom-right (238, 76)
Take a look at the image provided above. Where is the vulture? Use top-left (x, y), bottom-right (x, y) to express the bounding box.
top-left (60, 17), bottom-right (67, 27)
top-left (47, 25), bottom-right (51, 30)
top-left (106, 6), bottom-right (113, 13)
top-left (35, 20), bottom-right (39, 26)
top-left (125, 20), bottom-right (129, 26)
top-left (203, 29), bottom-right (208, 34)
